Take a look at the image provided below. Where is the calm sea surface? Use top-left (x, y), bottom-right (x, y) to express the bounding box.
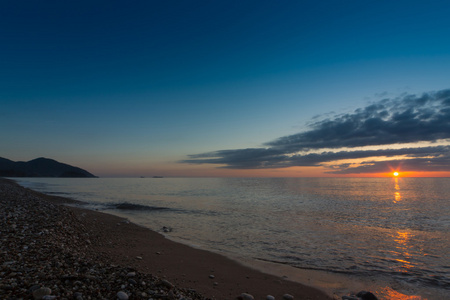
top-left (15, 177), bottom-right (450, 298)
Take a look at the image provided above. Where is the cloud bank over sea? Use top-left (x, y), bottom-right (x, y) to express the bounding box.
top-left (181, 89), bottom-right (450, 174)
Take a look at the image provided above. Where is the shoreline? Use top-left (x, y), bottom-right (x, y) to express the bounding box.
top-left (1, 178), bottom-right (331, 300)
top-left (3, 178), bottom-right (445, 300)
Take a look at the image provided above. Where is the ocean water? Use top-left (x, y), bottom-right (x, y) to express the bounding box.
top-left (15, 177), bottom-right (450, 298)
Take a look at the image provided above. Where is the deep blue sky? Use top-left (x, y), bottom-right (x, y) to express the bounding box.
top-left (2, 1), bottom-right (450, 177)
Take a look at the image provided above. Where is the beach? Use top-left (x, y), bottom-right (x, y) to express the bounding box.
top-left (0, 178), bottom-right (332, 300)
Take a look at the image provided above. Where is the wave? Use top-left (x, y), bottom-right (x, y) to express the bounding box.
top-left (110, 202), bottom-right (171, 211)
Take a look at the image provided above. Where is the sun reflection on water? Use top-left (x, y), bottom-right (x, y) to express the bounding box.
top-left (378, 287), bottom-right (428, 299)
top-left (393, 230), bottom-right (414, 271)
top-left (394, 177), bottom-right (401, 203)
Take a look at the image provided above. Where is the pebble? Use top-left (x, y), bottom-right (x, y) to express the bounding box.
top-left (266, 295), bottom-right (275, 300)
top-left (356, 291), bottom-right (378, 300)
top-left (283, 294), bottom-right (294, 300)
top-left (209, 274), bottom-right (215, 279)
top-left (29, 285), bottom-right (41, 293)
top-left (161, 279), bottom-right (174, 289)
top-left (342, 291), bottom-right (378, 300)
top-left (33, 287), bottom-right (52, 299)
top-left (117, 291), bottom-right (129, 300)
top-left (240, 293), bottom-right (255, 300)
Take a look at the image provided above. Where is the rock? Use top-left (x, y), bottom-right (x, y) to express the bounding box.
top-left (209, 274), bottom-right (215, 279)
top-left (28, 284), bottom-right (41, 293)
top-left (33, 287), bottom-right (52, 299)
top-left (117, 291), bottom-right (129, 300)
top-left (266, 295), bottom-right (275, 300)
top-left (136, 256), bottom-right (143, 260)
top-left (74, 292), bottom-right (83, 300)
top-left (283, 294), bottom-right (294, 300)
top-left (356, 291), bottom-right (378, 300)
top-left (161, 279), bottom-right (174, 288)
top-left (342, 296), bottom-right (359, 300)
top-left (240, 293), bottom-right (255, 300)
top-left (126, 272), bottom-right (136, 277)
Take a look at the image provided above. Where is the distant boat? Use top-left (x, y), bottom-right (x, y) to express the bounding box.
top-left (140, 176), bottom-right (145, 178)
top-left (152, 176), bottom-right (163, 178)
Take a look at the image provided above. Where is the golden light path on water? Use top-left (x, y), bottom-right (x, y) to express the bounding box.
top-left (375, 177), bottom-right (429, 300)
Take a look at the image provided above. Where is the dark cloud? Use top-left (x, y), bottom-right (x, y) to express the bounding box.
top-left (181, 89), bottom-right (450, 174)
top-left (266, 89), bottom-right (450, 151)
top-left (183, 148), bottom-right (286, 169)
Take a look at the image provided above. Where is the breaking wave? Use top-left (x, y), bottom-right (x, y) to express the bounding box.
top-left (109, 202), bottom-right (171, 211)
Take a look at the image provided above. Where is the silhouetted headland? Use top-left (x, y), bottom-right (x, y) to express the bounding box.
top-left (0, 157), bottom-right (97, 178)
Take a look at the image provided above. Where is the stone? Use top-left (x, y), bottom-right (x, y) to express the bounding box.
top-left (356, 291), bottom-right (378, 300)
top-left (283, 294), bottom-right (294, 300)
top-left (240, 293), bottom-right (255, 300)
top-left (117, 291), bottom-right (129, 300)
top-left (266, 295), bottom-right (275, 300)
top-left (209, 274), bottom-right (215, 279)
top-left (28, 284), bottom-right (41, 293)
top-left (32, 287), bottom-right (52, 299)
top-left (74, 292), bottom-right (83, 300)
top-left (161, 279), bottom-right (174, 288)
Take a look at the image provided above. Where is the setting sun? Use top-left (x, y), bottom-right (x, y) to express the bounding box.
top-left (393, 172), bottom-right (399, 177)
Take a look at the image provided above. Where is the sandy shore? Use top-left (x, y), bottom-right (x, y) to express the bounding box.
top-left (0, 178), bottom-right (332, 300)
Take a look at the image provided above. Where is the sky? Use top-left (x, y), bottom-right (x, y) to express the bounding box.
top-left (1, 0), bottom-right (450, 177)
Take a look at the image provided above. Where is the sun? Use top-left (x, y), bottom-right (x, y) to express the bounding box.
top-left (393, 172), bottom-right (399, 177)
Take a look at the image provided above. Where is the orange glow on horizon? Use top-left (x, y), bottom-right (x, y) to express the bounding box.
top-left (87, 159), bottom-right (450, 178)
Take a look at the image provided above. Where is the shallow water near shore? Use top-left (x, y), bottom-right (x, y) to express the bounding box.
top-left (15, 177), bottom-right (450, 299)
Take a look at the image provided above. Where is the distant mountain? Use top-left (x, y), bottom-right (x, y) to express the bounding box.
top-left (0, 157), bottom-right (97, 178)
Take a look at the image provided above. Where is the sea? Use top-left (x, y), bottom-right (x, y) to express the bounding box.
top-left (14, 177), bottom-right (450, 299)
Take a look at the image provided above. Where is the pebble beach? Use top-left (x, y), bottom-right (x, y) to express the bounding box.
top-left (0, 178), bottom-right (205, 300)
top-left (0, 178), bottom-right (331, 300)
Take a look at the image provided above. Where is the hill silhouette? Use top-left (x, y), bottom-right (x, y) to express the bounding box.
top-left (0, 157), bottom-right (97, 178)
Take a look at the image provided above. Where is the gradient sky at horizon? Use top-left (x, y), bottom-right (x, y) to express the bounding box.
top-left (2, 1), bottom-right (450, 177)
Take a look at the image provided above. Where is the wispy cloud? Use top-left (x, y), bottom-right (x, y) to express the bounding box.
top-left (181, 89), bottom-right (450, 174)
